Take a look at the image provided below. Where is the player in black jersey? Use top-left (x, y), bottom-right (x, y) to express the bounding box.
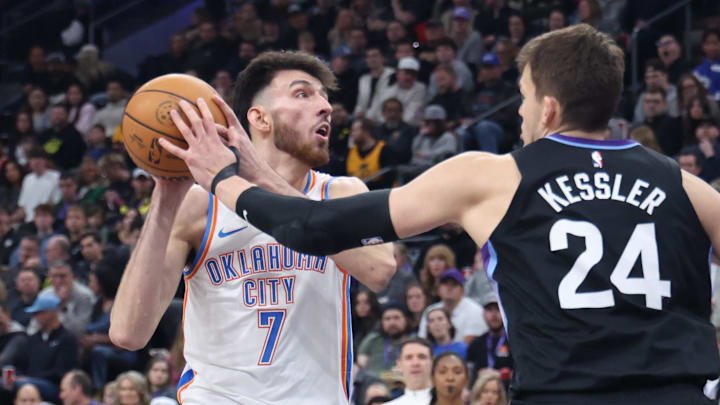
top-left (163, 24), bottom-right (720, 404)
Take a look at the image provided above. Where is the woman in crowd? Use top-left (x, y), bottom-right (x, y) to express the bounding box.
top-left (65, 82), bottom-right (96, 137)
top-left (426, 307), bottom-right (467, 358)
top-left (25, 87), bottom-right (51, 134)
top-left (114, 371), bottom-right (150, 405)
top-left (145, 356), bottom-right (176, 400)
top-left (429, 352), bottom-right (469, 405)
top-left (0, 160), bottom-right (26, 209)
top-left (405, 283), bottom-right (428, 334)
top-left (352, 288), bottom-right (381, 352)
top-left (419, 244), bottom-right (457, 303)
top-left (470, 370), bottom-right (507, 405)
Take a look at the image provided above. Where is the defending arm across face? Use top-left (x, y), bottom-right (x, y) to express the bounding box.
top-left (235, 187), bottom-right (399, 256)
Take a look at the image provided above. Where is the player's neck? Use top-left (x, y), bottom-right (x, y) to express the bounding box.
top-left (548, 128), bottom-right (609, 141)
top-left (256, 143), bottom-right (310, 192)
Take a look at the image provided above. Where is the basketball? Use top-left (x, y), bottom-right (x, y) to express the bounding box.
top-left (121, 74), bottom-right (228, 179)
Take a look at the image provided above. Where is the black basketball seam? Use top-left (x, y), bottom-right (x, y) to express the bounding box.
top-left (123, 112), bottom-right (186, 143)
top-left (134, 89), bottom-right (198, 105)
top-left (124, 142), bottom-right (189, 175)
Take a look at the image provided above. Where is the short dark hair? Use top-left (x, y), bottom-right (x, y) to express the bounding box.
top-left (398, 337), bottom-right (433, 357)
top-left (678, 146), bottom-right (704, 166)
top-left (67, 370), bottom-right (93, 396)
top-left (80, 231), bottom-right (102, 245)
top-left (517, 24), bottom-right (624, 132)
top-left (702, 28), bottom-right (720, 43)
top-left (434, 37), bottom-right (458, 52)
top-left (233, 51), bottom-right (337, 134)
top-left (644, 58), bottom-right (667, 74)
top-left (382, 97), bottom-right (403, 112)
top-left (644, 86), bottom-right (667, 100)
top-left (34, 203), bottom-right (54, 216)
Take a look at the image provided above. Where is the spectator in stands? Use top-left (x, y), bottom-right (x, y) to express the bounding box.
top-left (630, 126), bottom-right (662, 153)
top-left (677, 146), bottom-right (704, 177)
top-left (507, 12), bottom-right (529, 48)
top-left (377, 98), bottom-right (416, 165)
top-left (656, 34), bottom-right (693, 84)
top-left (470, 371), bottom-right (507, 405)
top-left (0, 302), bottom-right (27, 367)
top-left (467, 293), bottom-right (512, 383)
top-left (346, 118), bottom-right (394, 189)
top-left (145, 356), bottom-right (175, 400)
top-left (77, 158), bottom-right (106, 207)
top-left (74, 44), bottom-right (117, 95)
top-left (386, 338), bottom-right (433, 405)
top-left (64, 83), bottom-right (96, 138)
top-left (14, 383), bottom-right (44, 405)
top-left (429, 352), bottom-right (468, 405)
top-left (21, 46), bottom-right (48, 94)
top-left (39, 103), bottom-right (86, 171)
top-left (0, 207), bottom-right (19, 265)
top-left (297, 31), bottom-right (321, 60)
top-left (450, 7), bottom-right (483, 68)
top-left (101, 381), bottom-right (117, 405)
top-left (76, 232), bottom-right (106, 280)
top-left (429, 38), bottom-right (474, 98)
top-left (352, 288), bottom-right (381, 353)
top-left (384, 21), bottom-right (408, 62)
top-left (328, 8), bottom-right (357, 55)
top-left (405, 283), bottom-right (428, 334)
top-left (547, 8), bottom-right (567, 32)
top-left (694, 120), bottom-right (720, 182)
top-left (426, 307), bottom-right (467, 358)
top-left (354, 46), bottom-right (395, 123)
top-left (695, 28), bottom-right (720, 102)
top-left (377, 243), bottom-right (417, 305)
top-left (18, 294), bottom-right (78, 403)
top-left (98, 153), bottom-right (132, 210)
top-left (211, 69), bottom-right (232, 103)
top-left (382, 57), bottom-right (427, 126)
top-left (92, 80), bottom-right (127, 139)
top-left (418, 269), bottom-right (487, 344)
top-left (399, 105), bottom-right (458, 183)
top-left (575, 0), bottom-right (602, 30)
top-left (683, 95), bottom-right (719, 143)
top-left (39, 260), bottom-right (95, 337)
top-left (63, 205), bottom-right (89, 259)
top-left (329, 54), bottom-right (359, 113)
top-left (493, 38), bottom-right (519, 83)
top-left (43, 235), bottom-right (72, 276)
top-left (7, 111), bottom-right (36, 166)
top-left (55, 173), bottom-right (81, 226)
top-left (7, 236), bottom-right (41, 278)
top-left (418, 244), bottom-right (456, 303)
top-left (474, 0), bottom-right (511, 48)
top-left (10, 268), bottom-right (40, 328)
top-left (84, 262), bottom-right (133, 390)
top-left (59, 369), bottom-right (99, 405)
top-left (44, 52), bottom-right (74, 98)
top-left (637, 87), bottom-right (683, 156)
top-left (127, 169), bottom-right (153, 217)
top-left (1, 160), bottom-right (26, 210)
top-left (26, 87), bottom-right (51, 134)
top-left (185, 21), bottom-right (231, 82)
top-left (357, 302), bottom-right (412, 378)
top-left (230, 3), bottom-right (262, 45)
top-left (114, 371), bottom-right (150, 405)
top-left (677, 74), bottom-right (720, 125)
top-left (634, 59), bottom-right (679, 122)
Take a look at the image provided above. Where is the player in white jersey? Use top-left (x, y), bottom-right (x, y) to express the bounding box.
top-left (109, 51), bottom-right (396, 404)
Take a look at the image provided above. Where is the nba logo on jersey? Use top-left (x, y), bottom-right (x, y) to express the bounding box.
top-left (591, 151), bottom-right (603, 168)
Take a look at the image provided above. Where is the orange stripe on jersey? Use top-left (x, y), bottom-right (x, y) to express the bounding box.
top-left (320, 179), bottom-right (329, 200)
top-left (308, 170), bottom-right (317, 192)
top-left (340, 272), bottom-right (350, 398)
top-left (186, 196), bottom-right (218, 280)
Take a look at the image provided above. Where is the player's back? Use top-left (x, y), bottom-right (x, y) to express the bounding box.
top-left (484, 134), bottom-right (719, 404)
top-left (178, 171), bottom-right (352, 404)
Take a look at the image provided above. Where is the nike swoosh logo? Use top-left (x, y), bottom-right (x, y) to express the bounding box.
top-left (218, 226), bottom-right (248, 238)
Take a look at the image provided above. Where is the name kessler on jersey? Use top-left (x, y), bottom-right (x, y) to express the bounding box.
top-left (537, 172), bottom-right (667, 215)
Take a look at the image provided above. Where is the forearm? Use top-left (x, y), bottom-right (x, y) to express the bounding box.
top-left (332, 244), bottom-right (395, 292)
top-left (110, 192), bottom-right (184, 350)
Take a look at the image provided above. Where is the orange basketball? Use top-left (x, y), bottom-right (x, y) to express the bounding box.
top-left (121, 74), bottom-right (228, 179)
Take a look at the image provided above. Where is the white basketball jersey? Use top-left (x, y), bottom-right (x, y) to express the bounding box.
top-left (178, 171), bottom-right (352, 404)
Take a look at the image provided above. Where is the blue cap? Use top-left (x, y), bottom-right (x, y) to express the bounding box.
top-left (452, 7), bottom-right (471, 20)
top-left (25, 294), bottom-right (61, 313)
top-left (481, 52), bottom-right (500, 66)
top-left (439, 268), bottom-right (465, 285)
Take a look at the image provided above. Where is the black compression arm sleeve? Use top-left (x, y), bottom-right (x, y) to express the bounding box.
top-left (235, 187), bottom-right (399, 256)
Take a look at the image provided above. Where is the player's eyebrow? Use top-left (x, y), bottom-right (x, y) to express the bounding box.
top-left (289, 80), bottom-right (328, 99)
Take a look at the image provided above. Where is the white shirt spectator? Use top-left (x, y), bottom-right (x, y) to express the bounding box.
top-left (418, 297), bottom-right (488, 343)
top-left (355, 67), bottom-right (396, 123)
top-left (17, 169), bottom-right (61, 221)
top-left (385, 387), bottom-right (432, 405)
top-left (92, 99), bottom-right (127, 138)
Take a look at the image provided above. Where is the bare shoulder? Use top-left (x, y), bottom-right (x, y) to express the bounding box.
top-left (172, 185), bottom-right (210, 245)
top-left (326, 176), bottom-right (369, 198)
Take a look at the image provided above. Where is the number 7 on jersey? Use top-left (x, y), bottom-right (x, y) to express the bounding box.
top-left (257, 310), bottom-right (286, 365)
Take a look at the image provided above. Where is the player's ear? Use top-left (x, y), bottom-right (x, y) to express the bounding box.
top-left (247, 106), bottom-right (271, 134)
top-left (541, 96), bottom-right (559, 128)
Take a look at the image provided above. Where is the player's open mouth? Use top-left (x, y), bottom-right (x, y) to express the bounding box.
top-left (315, 124), bottom-right (330, 139)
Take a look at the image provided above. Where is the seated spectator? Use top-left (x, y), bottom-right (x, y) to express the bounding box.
top-left (63, 205), bottom-right (89, 259)
top-left (64, 83), bottom-right (96, 138)
top-left (14, 383), bottom-right (45, 405)
top-left (77, 158), bottom-right (107, 206)
top-left (683, 96), bottom-right (719, 142)
top-left (695, 29), bottom-right (720, 102)
top-left (352, 288), bottom-right (381, 353)
top-left (354, 47), bottom-right (395, 123)
top-left (38, 260), bottom-right (95, 337)
top-left (59, 369), bottom-right (100, 405)
top-left (694, 120), bottom-right (720, 182)
top-left (418, 269), bottom-right (487, 344)
top-left (467, 294), bottom-right (513, 383)
top-left (636, 87), bottom-right (683, 156)
top-left (398, 105), bottom-right (458, 183)
top-left (381, 57), bottom-right (427, 126)
top-left (92, 80), bottom-right (128, 139)
top-left (17, 148), bottom-right (61, 223)
top-left (377, 98), bottom-right (416, 165)
top-left (357, 302), bottom-right (412, 379)
top-left (634, 59), bottom-right (679, 122)
top-left (17, 294), bottom-right (78, 403)
top-left (493, 38), bottom-right (519, 83)
top-left (6, 236), bottom-right (42, 284)
top-left (0, 207), bottom-right (20, 267)
top-left (450, 7), bottom-right (483, 68)
top-left (113, 371), bottom-right (151, 405)
top-left (26, 87), bottom-right (51, 135)
top-left (16, 205), bottom-right (56, 266)
top-left (547, 8), bottom-right (567, 32)
top-left (678, 147), bottom-right (704, 178)
top-left (677, 74), bottom-right (720, 124)
top-left (470, 370), bottom-right (507, 405)
top-left (43, 235), bottom-right (72, 276)
top-left (0, 302), bottom-right (27, 367)
top-left (426, 308), bottom-right (467, 359)
top-left (386, 338), bottom-right (433, 405)
top-left (1, 160), bottom-right (26, 210)
top-left (74, 44), bottom-right (118, 95)
top-left (145, 356), bottom-right (176, 400)
top-left (428, 38), bottom-right (474, 98)
top-left (656, 34), bottom-right (693, 84)
top-left (346, 119), bottom-right (395, 189)
top-left (55, 173), bottom-right (82, 227)
top-left (419, 244), bottom-right (457, 303)
top-left (405, 283), bottom-right (428, 334)
top-left (101, 381), bottom-right (117, 405)
top-left (507, 12), bottom-right (529, 48)
top-left (429, 64), bottom-right (471, 125)
top-left (429, 352), bottom-right (468, 405)
top-left (85, 125), bottom-right (110, 162)
top-left (10, 268), bottom-right (40, 328)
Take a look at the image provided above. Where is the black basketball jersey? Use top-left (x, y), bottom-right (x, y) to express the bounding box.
top-left (482, 134), bottom-right (719, 400)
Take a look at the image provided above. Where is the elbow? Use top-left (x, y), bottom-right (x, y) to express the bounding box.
top-left (109, 325), bottom-right (147, 351)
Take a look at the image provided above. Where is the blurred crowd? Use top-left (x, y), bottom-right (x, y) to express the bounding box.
top-left (0, 0), bottom-right (720, 404)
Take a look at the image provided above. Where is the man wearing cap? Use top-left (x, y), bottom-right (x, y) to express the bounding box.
top-left (127, 168), bottom-right (154, 217)
top-left (381, 56), bottom-right (427, 126)
top-left (357, 302), bottom-right (412, 379)
top-left (13, 294), bottom-right (78, 403)
top-left (418, 269), bottom-right (487, 344)
top-left (450, 7), bottom-right (484, 68)
top-left (398, 105), bottom-right (458, 183)
top-left (467, 292), bottom-right (513, 383)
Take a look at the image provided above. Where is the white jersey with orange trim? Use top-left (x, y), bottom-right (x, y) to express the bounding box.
top-left (177, 171), bottom-right (352, 405)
